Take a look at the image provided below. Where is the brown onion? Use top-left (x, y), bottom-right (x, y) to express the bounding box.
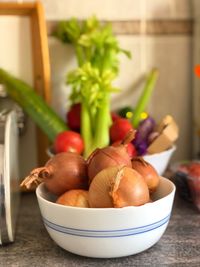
top-left (56, 189), bottom-right (89, 208)
top-left (132, 157), bottom-right (160, 193)
top-left (87, 130), bottom-right (135, 183)
top-left (88, 167), bottom-right (120, 208)
top-left (88, 166), bottom-right (150, 208)
top-left (20, 152), bottom-right (88, 195)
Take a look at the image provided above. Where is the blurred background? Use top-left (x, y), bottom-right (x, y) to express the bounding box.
top-left (0, 0), bottom-right (199, 177)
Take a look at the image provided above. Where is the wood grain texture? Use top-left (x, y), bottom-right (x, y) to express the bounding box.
top-left (30, 2), bottom-right (51, 165)
top-left (0, 2), bottom-right (35, 16)
top-left (0, 1), bottom-right (51, 166)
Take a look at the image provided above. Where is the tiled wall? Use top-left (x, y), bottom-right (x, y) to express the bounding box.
top-left (0, 0), bottom-right (195, 175)
top-left (42, 0), bottom-right (192, 20)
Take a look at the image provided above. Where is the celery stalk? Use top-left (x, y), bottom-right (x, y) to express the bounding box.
top-left (75, 45), bottom-right (85, 67)
top-left (132, 68), bottom-right (159, 128)
top-left (81, 102), bottom-right (93, 157)
top-left (92, 96), bottom-right (111, 152)
top-left (57, 17), bottom-right (131, 156)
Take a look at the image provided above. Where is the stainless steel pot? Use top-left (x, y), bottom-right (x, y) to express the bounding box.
top-left (0, 111), bottom-right (20, 244)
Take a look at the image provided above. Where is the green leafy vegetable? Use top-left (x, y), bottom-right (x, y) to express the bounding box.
top-left (55, 16), bottom-right (131, 156)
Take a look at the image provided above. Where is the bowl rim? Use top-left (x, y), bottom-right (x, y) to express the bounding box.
top-left (143, 144), bottom-right (176, 158)
top-left (47, 145), bottom-right (177, 158)
top-left (36, 177), bottom-right (176, 212)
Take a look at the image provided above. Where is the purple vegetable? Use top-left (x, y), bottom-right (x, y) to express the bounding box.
top-left (136, 141), bottom-right (148, 156)
top-left (133, 117), bottom-right (155, 147)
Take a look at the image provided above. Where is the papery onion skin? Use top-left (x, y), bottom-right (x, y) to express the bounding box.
top-left (87, 146), bottom-right (132, 183)
top-left (20, 152), bottom-right (88, 196)
top-left (44, 152), bottom-right (88, 195)
top-left (88, 166), bottom-right (150, 208)
top-left (87, 130), bottom-right (136, 183)
top-left (56, 189), bottom-right (89, 208)
top-left (88, 167), bottom-right (121, 208)
top-left (131, 157), bottom-right (160, 193)
top-left (111, 167), bottom-right (150, 208)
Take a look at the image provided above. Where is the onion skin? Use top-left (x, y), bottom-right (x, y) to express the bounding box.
top-left (88, 167), bottom-right (120, 208)
top-left (87, 146), bottom-right (132, 183)
top-left (20, 152), bottom-right (88, 195)
top-left (88, 166), bottom-right (150, 208)
top-left (111, 167), bottom-right (149, 208)
top-left (87, 130), bottom-right (136, 183)
top-left (112, 141), bottom-right (137, 159)
top-left (56, 189), bottom-right (89, 208)
top-left (132, 157), bottom-right (160, 193)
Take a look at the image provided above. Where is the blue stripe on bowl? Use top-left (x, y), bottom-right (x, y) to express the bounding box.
top-left (43, 214), bottom-right (170, 238)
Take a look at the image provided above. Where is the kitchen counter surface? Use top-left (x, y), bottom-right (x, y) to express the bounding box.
top-left (0, 191), bottom-right (200, 267)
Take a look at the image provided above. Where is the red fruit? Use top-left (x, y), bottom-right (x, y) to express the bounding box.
top-left (110, 118), bottom-right (134, 142)
top-left (188, 163), bottom-right (200, 178)
top-left (66, 103), bottom-right (81, 131)
top-left (112, 141), bottom-right (137, 158)
top-left (54, 131), bottom-right (84, 154)
top-left (111, 112), bottom-right (121, 122)
top-left (126, 143), bottom-right (137, 158)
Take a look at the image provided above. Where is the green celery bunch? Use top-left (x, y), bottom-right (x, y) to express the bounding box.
top-left (55, 17), bottom-right (131, 157)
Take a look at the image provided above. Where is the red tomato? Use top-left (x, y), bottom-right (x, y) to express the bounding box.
top-left (126, 142), bottom-right (137, 158)
top-left (54, 131), bottom-right (84, 154)
top-left (110, 118), bottom-right (134, 142)
top-left (66, 103), bottom-right (81, 131)
top-left (111, 112), bottom-right (121, 122)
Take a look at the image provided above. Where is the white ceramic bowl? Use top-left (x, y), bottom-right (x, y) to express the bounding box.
top-left (143, 145), bottom-right (176, 175)
top-left (36, 177), bottom-right (176, 258)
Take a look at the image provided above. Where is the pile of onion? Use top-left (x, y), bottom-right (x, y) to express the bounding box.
top-left (88, 166), bottom-right (150, 208)
top-left (21, 130), bottom-right (160, 208)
